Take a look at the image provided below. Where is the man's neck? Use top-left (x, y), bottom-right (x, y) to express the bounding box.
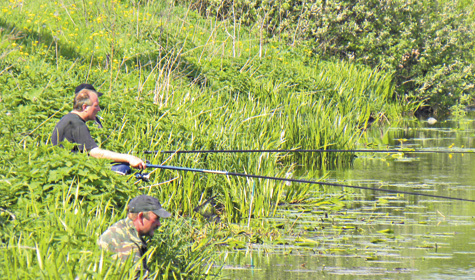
top-left (71, 111), bottom-right (88, 122)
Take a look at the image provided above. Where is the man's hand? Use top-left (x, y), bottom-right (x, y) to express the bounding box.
top-left (128, 155), bottom-right (146, 169)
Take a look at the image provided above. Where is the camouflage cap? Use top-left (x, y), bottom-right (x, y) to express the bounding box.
top-left (128, 195), bottom-right (171, 218)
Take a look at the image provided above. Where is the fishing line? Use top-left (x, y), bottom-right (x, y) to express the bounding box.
top-left (146, 164), bottom-right (475, 203)
top-left (144, 148), bottom-right (475, 155)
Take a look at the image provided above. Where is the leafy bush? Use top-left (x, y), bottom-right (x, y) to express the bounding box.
top-left (184, 0), bottom-right (475, 113)
top-left (0, 144), bottom-right (136, 212)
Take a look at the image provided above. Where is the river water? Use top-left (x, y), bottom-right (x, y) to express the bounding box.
top-left (222, 116), bottom-right (475, 279)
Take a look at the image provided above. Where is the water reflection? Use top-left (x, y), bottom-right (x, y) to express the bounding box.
top-left (223, 117), bottom-right (475, 279)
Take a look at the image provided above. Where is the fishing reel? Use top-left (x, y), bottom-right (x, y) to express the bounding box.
top-left (135, 160), bottom-right (152, 182)
top-left (135, 171), bottom-right (150, 182)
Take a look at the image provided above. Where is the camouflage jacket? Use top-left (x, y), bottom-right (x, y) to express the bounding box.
top-left (98, 218), bottom-right (149, 277)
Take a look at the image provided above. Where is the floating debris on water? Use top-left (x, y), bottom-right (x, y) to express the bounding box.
top-left (427, 117), bottom-right (437, 125)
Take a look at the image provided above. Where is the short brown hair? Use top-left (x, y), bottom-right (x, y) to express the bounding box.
top-left (73, 89), bottom-right (95, 111)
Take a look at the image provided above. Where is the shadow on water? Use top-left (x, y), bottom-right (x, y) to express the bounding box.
top-left (222, 115), bottom-right (475, 279)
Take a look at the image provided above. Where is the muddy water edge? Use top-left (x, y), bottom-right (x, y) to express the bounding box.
top-left (222, 115), bottom-right (475, 279)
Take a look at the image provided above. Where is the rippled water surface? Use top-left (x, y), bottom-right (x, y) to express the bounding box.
top-left (222, 117), bottom-right (475, 279)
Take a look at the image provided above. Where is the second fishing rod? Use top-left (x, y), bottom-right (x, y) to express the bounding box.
top-left (143, 148), bottom-right (475, 155)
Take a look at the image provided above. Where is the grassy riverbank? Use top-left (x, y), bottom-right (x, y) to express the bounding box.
top-left (0, 0), bottom-right (441, 278)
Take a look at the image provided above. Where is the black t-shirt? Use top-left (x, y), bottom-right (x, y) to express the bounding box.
top-left (51, 113), bottom-right (98, 152)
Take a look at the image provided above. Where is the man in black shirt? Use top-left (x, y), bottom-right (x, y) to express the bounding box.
top-left (51, 84), bottom-right (146, 171)
top-left (51, 111), bottom-right (99, 152)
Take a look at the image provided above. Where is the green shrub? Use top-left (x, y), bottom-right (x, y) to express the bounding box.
top-left (184, 0), bottom-right (475, 113)
top-left (0, 144), bottom-right (136, 213)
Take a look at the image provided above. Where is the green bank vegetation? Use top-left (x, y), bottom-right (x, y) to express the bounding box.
top-left (188, 0), bottom-right (475, 114)
top-left (0, 0), bottom-right (473, 278)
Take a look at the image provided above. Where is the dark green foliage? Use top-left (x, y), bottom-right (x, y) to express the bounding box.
top-left (184, 0), bottom-right (475, 113)
top-left (0, 144), bottom-right (136, 212)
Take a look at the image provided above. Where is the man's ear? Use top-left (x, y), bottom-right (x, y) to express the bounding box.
top-left (137, 212), bottom-right (144, 224)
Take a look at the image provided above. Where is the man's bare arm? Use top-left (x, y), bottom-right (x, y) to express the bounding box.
top-left (89, 148), bottom-right (146, 169)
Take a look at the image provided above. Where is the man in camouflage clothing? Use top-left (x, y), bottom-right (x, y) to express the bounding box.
top-left (98, 195), bottom-right (171, 278)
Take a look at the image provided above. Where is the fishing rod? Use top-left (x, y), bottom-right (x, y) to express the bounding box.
top-left (145, 164), bottom-right (475, 203)
top-left (143, 148), bottom-right (475, 155)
